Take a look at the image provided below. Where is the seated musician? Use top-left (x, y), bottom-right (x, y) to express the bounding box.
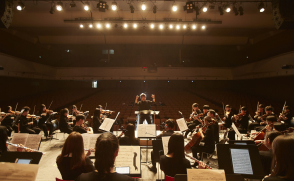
top-left (135, 93), bottom-right (155, 124)
top-left (278, 106), bottom-right (292, 128)
top-left (254, 116), bottom-right (277, 144)
top-left (207, 110), bottom-right (220, 143)
top-left (260, 106), bottom-right (276, 126)
top-left (118, 123), bottom-right (140, 146)
top-left (92, 106), bottom-right (104, 134)
top-left (185, 103), bottom-right (203, 138)
top-left (0, 106), bottom-right (16, 136)
top-left (228, 106), bottom-right (250, 140)
top-left (148, 119), bottom-right (175, 173)
top-left (249, 104), bottom-right (266, 131)
top-left (73, 114), bottom-right (93, 134)
top-left (38, 104), bottom-right (54, 139)
top-left (263, 134), bottom-right (294, 181)
top-left (59, 108), bottom-right (73, 134)
top-left (160, 133), bottom-right (192, 177)
top-left (259, 131), bottom-right (282, 176)
top-left (191, 116), bottom-right (215, 166)
top-left (18, 106), bottom-right (41, 134)
top-left (72, 105), bottom-right (78, 116)
top-left (222, 104), bottom-right (234, 128)
top-left (202, 105), bottom-right (210, 117)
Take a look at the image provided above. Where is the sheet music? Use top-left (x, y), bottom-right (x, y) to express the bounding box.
top-left (137, 124), bottom-right (156, 137)
top-left (230, 148), bottom-right (253, 175)
top-left (82, 134), bottom-right (101, 156)
top-left (115, 146), bottom-right (141, 174)
top-left (0, 162), bottom-right (39, 181)
top-left (99, 118), bottom-right (115, 132)
top-left (24, 134), bottom-right (42, 151)
top-left (187, 169), bottom-right (226, 181)
top-left (176, 118), bottom-right (188, 131)
top-left (232, 123), bottom-right (242, 140)
top-left (162, 136), bottom-right (171, 155)
top-left (8, 133), bottom-right (29, 151)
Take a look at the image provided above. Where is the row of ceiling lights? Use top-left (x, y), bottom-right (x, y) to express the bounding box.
top-left (16, 1), bottom-right (266, 14)
top-left (79, 23), bottom-right (206, 30)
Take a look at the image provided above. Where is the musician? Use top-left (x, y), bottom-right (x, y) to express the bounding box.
top-left (260, 106), bottom-right (276, 126)
top-left (259, 131), bottom-right (282, 175)
top-left (202, 105), bottom-right (210, 117)
top-left (59, 108), bottom-right (73, 134)
top-left (118, 123), bottom-right (140, 146)
top-left (185, 103), bottom-right (203, 138)
top-left (207, 110), bottom-right (220, 143)
top-left (72, 105), bottom-right (78, 116)
top-left (135, 93), bottom-right (155, 124)
top-left (73, 114), bottom-right (93, 134)
top-left (249, 104), bottom-right (266, 131)
top-left (228, 106), bottom-right (250, 140)
top-left (38, 104), bottom-right (54, 138)
top-left (18, 106), bottom-right (41, 134)
top-left (254, 116), bottom-right (277, 144)
top-left (0, 106), bottom-right (16, 136)
top-left (278, 106), bottom-right (292, 127)
top-left (92, 107), bottom-right (104, 134)
top-left (218, 105), bottom-right (234, 131)
top-left (148, 119), bottom-right (175, 173)
top-left (191, 116), bottom-right (215, 166)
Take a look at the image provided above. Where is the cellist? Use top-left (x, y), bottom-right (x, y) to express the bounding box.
top-left (253, 116), bottom-right (277, 144)
top-left (191, 116), bottom-right (215, 167)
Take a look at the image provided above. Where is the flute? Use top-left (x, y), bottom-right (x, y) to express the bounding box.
top-left (6, 142), bottom-right (44, 154)
top-left (185, 153), bottom-right (212, 169)
top-left (84, 148), bottom-right (95, 152)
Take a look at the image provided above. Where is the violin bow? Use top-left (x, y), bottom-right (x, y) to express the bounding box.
top-left (48, 101), bottom-right (53, 110)
top-left (15, 102), bottom-right (18, 112)
top-left (282, 101), bottom-right (286, 114)
top-left (80, 104), bottom-right (83, 111)
top-left (105, 103), bottom-right (107, 110)
top-left (222, 102), bottom-right (225, 116)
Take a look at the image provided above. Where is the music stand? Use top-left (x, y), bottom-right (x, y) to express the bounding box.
top-left (228, 140), bottom-right (255, 145)
top-left (135, 110), bottom-right (160, 125)
top-left (0, 152), bottom-right (43, 164)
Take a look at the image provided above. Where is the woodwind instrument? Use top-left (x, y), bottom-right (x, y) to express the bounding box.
top-left (6, 142), bottom-right (44, 154)
top-left (185, 154), bottom-right (212, 169)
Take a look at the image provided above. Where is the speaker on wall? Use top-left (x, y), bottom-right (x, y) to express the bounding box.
top-left (272, 0), bottom-right (294, 29)
top-left (0, 0), bottom-right (13, 29)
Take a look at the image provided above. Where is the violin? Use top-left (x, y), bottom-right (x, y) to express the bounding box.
top-left (1, 112), bottom-right (13, 116)
top-left (26, 114), bottom-right (40, 119)
top-left (67, 115), bottom-right (76, 120)
top-left (260, 113), bottom-right (271, 119)
top-left (101, 109), bottom-right (114, 114)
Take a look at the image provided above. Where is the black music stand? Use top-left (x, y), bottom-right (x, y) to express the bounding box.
top-left (0, 152), bottom-right (43, 164)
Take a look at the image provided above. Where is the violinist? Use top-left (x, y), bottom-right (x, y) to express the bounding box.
top-left (253, 116), bottom-right (277, 144)
top-left (222, 105), bottom-right (234, 128)
top-left (59, 108), bottom-right (73, 134)
top-left (135, 93), bottom-right (155, 124)
top-left (92, 106), bottom-right (104, 134)
top-left (185, 103), bottom-right (203, 138)
top-left (37, 104), bottom-right (54, 139)
top-left (0, 106), bottom-right (16, 136)
top-left (278, 106), bottom-right (292, 128)
top-left (260, 106), bottom-right (276, 126)
top-left (73, 115), bottom-right (93, 134)
top-left (191, 116), bottom-right (215, 167)
top-left (202, 105), bottom-right (210, 117)
top-left (228, 106), bottom-right (250, 140)
top-left (71, 105), bottom-right (79, 116)
top-left (207, 110), bottom-right (220, 143)
top-left (18, 106), bottom-right (41, 134)
top-left (249, 104), bottom-right (265, 131)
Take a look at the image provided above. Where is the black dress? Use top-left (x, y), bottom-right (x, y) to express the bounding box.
top-left (59, 116), bottom-right (73, 134)
top-left (75, 172), bottom-right (134, 181)
top-left (160, 155), bottom-right (191, 177)
top-left (19, 115), bottom-right (41, 134)
top-left (57, 156), bottom-right (95, 180)
top-left (119, 136), bottom-right (140, 146)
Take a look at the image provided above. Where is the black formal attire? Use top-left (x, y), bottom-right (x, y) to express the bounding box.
top-left (249, 111), bottom-right (266, 131)
top-left (19, 115), bottom-right (41, 134)
top-left (119, 136), bottom-right (140, 146)
top-left (263, 176), bottom-right (293, 181)
top-left (283, 112), bottom-right (293, 128)
top-left (57, 156), bottom-right (95, 180)
top-left (59, 116), bottom-right (73, 134)
top-left (1, 115), bottom-right (15, 136)
top-left (135, 100), bottom-right (155, 124)
top-left (228, 114), bottom-right (250, 140)
top-left (259, 149), bottom-right (273, 175)
top-left (192, 125), bottom-right (215, 160)
top-left (37, 112), bottom-right (54, 137)
top-left (185, 109), bottom-right (203, 137)
top-left (76, 172), bottom-right (134, 181)
top-left (223, 112), bottom-right (234, 128)
top-left (160, 155), bottom-right (191, 177)
top-left (92, 116), bottom-right (104, 134)
top-left (73, 126), bottom-right (87, 134)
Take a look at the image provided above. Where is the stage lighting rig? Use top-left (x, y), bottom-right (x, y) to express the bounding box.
top-left (184, 1), bottom-right (194, 13)
top-left (172, 5), bottom-right (177, 12)
top-left (97, 1), bottom-right (108, 12)
top-left (130, 5), bottom-right (134, 13)
top-left (225, 5), bottom-right (231, 13)
top-left (258, 2), bottom-right (265, 12)
top-left (153, 5), bottom-right (157, 14)
top-left (141, 3), bottom-right (146, 11)
top-left (84, 2), bottom-right (90, 11)
top-left (70, 1), bottom-right (76, 8)
top-left (56, 2), bottom-right (63, 11)
top-left (111, 2), bottom-right (117, 11)
top-left (16, 1), bottom-right (25, 11)
top-left (49, 4), bottom-right (55, 14)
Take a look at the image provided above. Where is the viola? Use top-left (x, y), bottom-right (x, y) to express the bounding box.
top-left (27, 114), bottom-right (40, 119)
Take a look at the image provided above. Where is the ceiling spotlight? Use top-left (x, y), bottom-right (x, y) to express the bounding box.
top-left (84, 2), bottom-right (90, 11)
top-left (141, 3), bottom-right (146, 11)
top-left (89, 24), bottom-right (93, 28)
top-left (225, 5), bottom-right (231, 13)
top-left (239, 6), bottom-right (244, 15)
top-left (106, 23), bottom-right (110, 28)
top-left (56, 2), bottom-right (63, 11)
top-left (172, 5), bottom-right (177, 12)
top-left (112, 2), bottom-right (117, 11)
top-left (97, 24), bottom-right (102, 28)
top-left (150, 24), bottom-right (154, 29)
top-left (130, 5), bottom-right (135, 13)
top-left (169, 24), bottom-right (173, 29)
top-left (184, 1), bottom-right (194, 13)
top-left (16, 1), bottom-right (25, 11)
top-left (159, 24), bottom-right (163, 29)
top-left (203, 6), bottom-right (208, 12)
top-left (233, 6), bottom-right (238, 15)
top-left (192, 25), bottom-right (196, 29)
top-left (201, 25), bottom-right (206, 30)
top-left (183, 25), bottom-right (187, 29)
top-left (258, 2), bottom-right (265, 12)
top-left (123, 23), bottom-right (128, 28)
top-left (176, 25), bottom-right (180, 30)
top-left (133, 24), bottom-right (137, 28)
top-left (80, 24), bottom-right (84, 28)
top-left (97, 1), bottom-right (108, 12)
top-left (218, 6), bottom-right (224, 15)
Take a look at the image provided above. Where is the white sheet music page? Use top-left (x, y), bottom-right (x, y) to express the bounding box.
top-left (232, 123), bottom-right (242, 139)
top-left (187, 169), bottom-right (226, 181)
top-left (25, 134), bottom-right (42, 151)
top-left (8, 133), bottom-right (29, 151)
top-left (162, 136), bottom-right (171, 155)
top-left (99, 118), bottom-right (115, 132)
top-left (0, 162), bottom-right (39, 181)
top-left (137, 124), bottom-right (156, 137)
top-left (115, 146), bottom-right (141, 174)
top-left (230, 148), bottom-right (253, 175)
top-left (176, 118), bottom-right (188, 131)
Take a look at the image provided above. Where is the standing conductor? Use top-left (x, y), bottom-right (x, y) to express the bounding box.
top-left (135, 93), bottom-right (155, 124)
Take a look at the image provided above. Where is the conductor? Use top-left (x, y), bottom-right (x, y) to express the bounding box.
top-left (135, 93), bottom-right (155, 124)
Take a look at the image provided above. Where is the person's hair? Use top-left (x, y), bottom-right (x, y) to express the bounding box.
top-left (259, 104), bottom-right (265, 108)
top-left (265, 106), bottom-right (273, 111)
top-left (5, 106), bottom-right (12, 113)
top-left (125, 123), bottom-right (136, 140)
top-left (0, 126), bottom-right (8, 153)
top-left (225, 105), bottom-right (231, 108)
top-left (38, 104), bottom-right (46, 114)
top-left (23, 106), bottom-right (30, 112)
top-left (60, 108), bottom-right (69, 120)
top-left (203, 105), bottom-right (210, 109)
top-left (265, 131), bottom-right (282, 143)
top-left (266, 115), bottom-right (277, 123)
top-left (93, 108), bottom-right (101, 119)
top-left (271, 135), bottom-right (294, 179)
top-left (95, 132), bottom-right (119, 175)
top-left (140, 93), bottom-right (146, 98)
top-left (273, 122), bottom-right (286, 132)
top-left (204, 116), bottom-right (214, 124)
top-left (75, 114), bottom-right (85, 123)
top-left (284, 106), bottom-right (290, 111)
top-left (192, 103), bottom-right (199, 108)
top-left (56, 132), bottom-right (86, 170)
top-left (167, 133), bottom-right (185, 164)
top-left (166, 119), bottom-right (175, 129)
top-left (241, 106), bottom-right (247, 111)
top-left (208, 110), bottom-right (216, 116)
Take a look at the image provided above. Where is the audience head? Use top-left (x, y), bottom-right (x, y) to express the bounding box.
top-left (57, 132), bottom-right (86, 169)
top-left (266, 116), bottom-right (277, 125)
top-left (125, 123), bottom-right (135, 139)
top-left (165, 119), bottom-right (175, 130)
top-left (271, 135), bottom-right (294, 180)
top-left (192, 103), bottom-right (199, 110)
top-left (5, 106), bottom-right (12, 113)
top-left (140, 93), bottom-right (146, 101)
top-left (75, 114), bottom-right (85, 126)
top-left (0, 126), bottom-right (8, 153)
top-left (22, 106), bottom-right (30, 116)
top-left (264, 131), bottom-right (282, 149)
top-left (265, 106), bottom-right (273, 114)
top-left (95, 132), bottom-right (119, 174)
top-left (167, 133), bottom-right (185, 163)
